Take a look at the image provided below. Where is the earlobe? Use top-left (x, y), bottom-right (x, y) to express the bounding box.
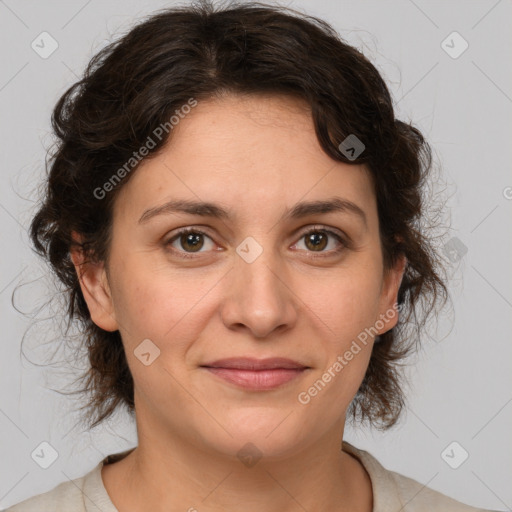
top-left (69, 232), bottom-right (118, 332)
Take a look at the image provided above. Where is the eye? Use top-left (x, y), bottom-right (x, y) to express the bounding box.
top-left (165, 228), bottom-right (218, 259)
top-left (292, 226), bottom-right (347, 257)
top-left (164, 225), bottom-right (348, 260)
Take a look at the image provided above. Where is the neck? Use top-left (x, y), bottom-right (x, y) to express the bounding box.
top-left (103, 415), bottom-right (372, 512)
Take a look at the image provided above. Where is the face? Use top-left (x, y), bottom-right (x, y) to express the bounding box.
top-left (75, 93), bottom-right (404, 460)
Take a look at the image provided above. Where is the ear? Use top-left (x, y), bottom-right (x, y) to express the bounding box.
top-left (69, 231), bottom-right (118, 332)
top-left (376, 253), bottom-right (407, 334)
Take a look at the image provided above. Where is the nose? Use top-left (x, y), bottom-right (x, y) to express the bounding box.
top-left (220, 244), bottom-right (299, 339)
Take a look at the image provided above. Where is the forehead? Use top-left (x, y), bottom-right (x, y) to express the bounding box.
top-left (113, 93), bottom-right (376, 227)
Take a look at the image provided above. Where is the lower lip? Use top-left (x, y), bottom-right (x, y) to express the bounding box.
top-left (203, 367), bottom-right (307, 390)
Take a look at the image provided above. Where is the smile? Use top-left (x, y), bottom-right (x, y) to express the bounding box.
top-left (200, 357), bottom-right (310, 391)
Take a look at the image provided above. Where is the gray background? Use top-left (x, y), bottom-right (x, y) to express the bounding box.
top-left (1, 0), bottom-right (511, 510)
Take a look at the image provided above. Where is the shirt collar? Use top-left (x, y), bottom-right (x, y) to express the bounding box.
top-left (343, 440), bottom-right (405, 511)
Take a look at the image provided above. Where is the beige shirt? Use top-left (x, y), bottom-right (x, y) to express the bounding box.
top-left (3, 441), bottom-right (497, 511)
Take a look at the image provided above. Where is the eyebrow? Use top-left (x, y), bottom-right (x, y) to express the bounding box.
top-left (138, 196), bottom-right (367, 227)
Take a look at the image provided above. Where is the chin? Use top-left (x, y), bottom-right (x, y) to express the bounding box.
top-left (199, 407), bottom-right (313, 462)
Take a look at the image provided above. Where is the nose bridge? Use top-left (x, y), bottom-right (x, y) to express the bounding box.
top-left (221, 235), bottom-right (297, 338)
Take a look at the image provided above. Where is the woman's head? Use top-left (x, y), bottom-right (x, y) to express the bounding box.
top-left (30, 1), bottom-right (447, 445)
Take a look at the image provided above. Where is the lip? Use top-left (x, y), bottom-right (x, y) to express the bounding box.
top-left (202, 357), bottom-right (308, 370)
top-left (200, 357), bottom-right (310, 391)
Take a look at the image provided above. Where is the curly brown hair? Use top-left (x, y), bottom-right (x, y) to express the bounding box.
top-left (29, 0), bottom-right (447, 431)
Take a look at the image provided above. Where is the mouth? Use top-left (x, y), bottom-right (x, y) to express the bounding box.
top-left (200, 357), bottom-right (310, 391)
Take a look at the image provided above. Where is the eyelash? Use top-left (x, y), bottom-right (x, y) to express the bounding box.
top-left (164, 226), bottom-right (348, 260)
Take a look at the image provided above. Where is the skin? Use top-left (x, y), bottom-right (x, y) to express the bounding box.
top-left (71, 93), bottom-right (406, 512)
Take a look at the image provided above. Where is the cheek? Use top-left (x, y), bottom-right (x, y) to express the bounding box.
top-left (301, 267), bottom-right (382, 382)
top-left (307, 267), bottom-right (384, 342)
top-left (109, 256), bottom-right (218, 347)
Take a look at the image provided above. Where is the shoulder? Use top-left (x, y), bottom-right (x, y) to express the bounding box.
top-left (2, 474), bottom-right (88, 512)
top-left (2, 460), bottom-right (114, 512)
top-left (2, 448), bottom-right (133, 512)
top-left (387, 468), bottom-right (494, 512)
top-left (343, 441), bottom-right (498, 512)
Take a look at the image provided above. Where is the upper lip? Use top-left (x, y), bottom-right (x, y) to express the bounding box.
top-left (201, 357), bottom-right (308, 370)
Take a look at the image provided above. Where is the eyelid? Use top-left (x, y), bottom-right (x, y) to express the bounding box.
top-left (296, 224), bottom-right (347, 240)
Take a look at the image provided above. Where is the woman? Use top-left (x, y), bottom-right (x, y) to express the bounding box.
top-left (5, 1), bottom-right (497, 511)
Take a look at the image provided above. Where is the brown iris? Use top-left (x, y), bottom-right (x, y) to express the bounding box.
top-left (304, 231), bottom-right (328, 252)
top-left (180, 232), bottom-right (204, 252)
